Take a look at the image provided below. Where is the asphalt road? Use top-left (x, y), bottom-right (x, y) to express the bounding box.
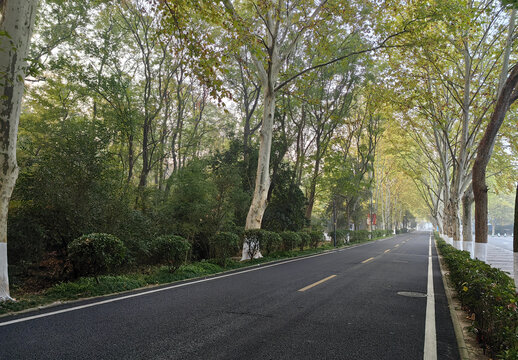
top-left (0, 232), bottom-right (458, 359)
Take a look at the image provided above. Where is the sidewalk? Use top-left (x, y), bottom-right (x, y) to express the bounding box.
top-left (486, 243), bottom-right (514, 279)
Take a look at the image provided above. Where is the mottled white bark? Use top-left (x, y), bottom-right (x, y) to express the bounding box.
top-left (0, 0), bottom-right (38, 301)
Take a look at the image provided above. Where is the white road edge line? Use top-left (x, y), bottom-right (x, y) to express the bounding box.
top-left (0, 237), bottom-right (393, 327)
top-left (424, 232), bottom-right (437, 360)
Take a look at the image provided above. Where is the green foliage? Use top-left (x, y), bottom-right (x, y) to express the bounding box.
top-left (280, 231), bottom-right (301, 251)
top-left (297, 231), bottom-right (311, 251)
top-left (68, 233), bottom-right (127, 281)
top-left (350, 230), bottom-right (370, 242)
top-left (10, 94), bottom-right (130, 267)
top-left (436, 234), bottom-right (518, 358)
top-left (328, 230), bottom-right (349, 245)
top-left (210, 232), bottom-right (240, 266)
top-left (309, 230), bottom-right (324, 248)
top-left (148, 235), bottom-right (191, 273)
top-left (262, 163), bottom-right (308, 232)
top-left (260, 231), bottom-right (283, 256)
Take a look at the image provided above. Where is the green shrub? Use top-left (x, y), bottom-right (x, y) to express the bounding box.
top-left (309, 230), bottom-right (324, 248)
top-left (280, 231), bottom-right (300, 251)
top-left (328, 230), bottom-right (349, 245)
top-left (297, 232), bottom-right (311, 251)
top-left (261, 231), bottom-right (282, 255)
top-left (210, 232), bottom-right (241, 266)
top-left (436, 234), bottom-right (518, 358)
top-left (68, 233), bottom-right (127, 282)
top-left (372, 229), bottom-right (391, 239)
top-left (148, 235), bottom-right (191, 272)
top-left (350, 230), bottom-right (369, 242)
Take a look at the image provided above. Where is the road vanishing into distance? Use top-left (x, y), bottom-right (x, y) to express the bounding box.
top-left (0, 232), bottom-right (458, 359)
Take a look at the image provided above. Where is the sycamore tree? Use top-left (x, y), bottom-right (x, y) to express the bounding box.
top-left (0, 1), bottom-right (39, 301)
top-left (158, 0), bottom-right (415, 259)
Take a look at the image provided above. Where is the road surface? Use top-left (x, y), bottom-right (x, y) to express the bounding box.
top-left (0, 232), bottom-right (458, 359)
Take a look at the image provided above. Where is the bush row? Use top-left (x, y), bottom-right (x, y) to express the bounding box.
top-left (328, 229), bottom-right (392, 245)
top-left (68, 233), bottom-right (192, 279)
top-left (436, 234), bottom-right (518, 359)
top-left (67, 229), bottom-right (326, 279)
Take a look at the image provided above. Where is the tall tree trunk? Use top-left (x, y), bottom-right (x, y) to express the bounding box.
top-left (245, 88), bottom-right (275, 230)
top-left (127, 133), bottom-right (134, 183)
top-left (139, 118), bottom-right (150, 189)
top-left (513, 183), bottom-right (517, 252)
top-left (305, 140), bottom-right (321, 221)
top-left (474, 8), bottom-right (516, 261)
top-left (473, 63), bottom-right (518, 260)
top-left (0, 0), bottom-right (38, 301)
top-left (462, 185), bottom-right (474, 256)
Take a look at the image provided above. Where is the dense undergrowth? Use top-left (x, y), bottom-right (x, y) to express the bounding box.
top-left (435, 233), bottom-right (518, 359)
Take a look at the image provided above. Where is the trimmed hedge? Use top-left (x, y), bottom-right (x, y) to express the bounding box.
top-left (297, 232), bottom-right (311, 251)
top-left (148, 235), bottom-right (191, 272)
top-left (260, 230), bottom-right (283, 255)
top-left (68, 233), bottom-right (127, 282)
top-left (436, 234), bottom-right (518, 359)
top-left (309, 230), bottom-right (324, 248)
top-left (210, 232), bottom-right (241, 266)
top-left (328, 229), bottom-right (392, 245)
top-left (372, 229), bottom-right (392, 238)
top-left (280, 231), bottom-right (300, 251)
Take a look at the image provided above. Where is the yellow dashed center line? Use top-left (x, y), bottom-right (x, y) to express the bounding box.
top-left (361, 257), bottom-right (375, 264)
top-left (395, 244), bottom-right (400, 248)
top-left (384, 249), bottom-right (391, 253)
top-left (298, 275), bottom-right (337, 292)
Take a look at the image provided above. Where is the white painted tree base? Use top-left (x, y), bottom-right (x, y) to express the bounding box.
top-left (453, 240), bottom-right (462, 250)
top-left (514, 253), bottom-right (518, 289)
top-left (240, 241), bottom-right (263, 261)
top-left (463, 242), bottom-right (474, 258)
top-left (0, 243), bottom-right (11, 301)
top-left (474, 242), bottom-right (487, 261)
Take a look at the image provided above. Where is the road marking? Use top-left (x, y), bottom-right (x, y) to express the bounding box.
top-left (424, 233), bottom-right (437, 360)
top-left (395, 244), bottom-right (400, 248)
top-left (298, 275), bottom-right (337, 292)
top-left (384, 249), bottom-right (391, 253)
top-left (361, 257), bottom-right (375, 264)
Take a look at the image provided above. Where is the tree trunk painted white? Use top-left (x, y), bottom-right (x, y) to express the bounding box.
top-left (464, 241), bottom-right (474, 259)
top-left (474, 242), bottom-right (487, 261)
top-left (514, 253), bottom-right (518, 289)
top-left (0, 0), bottom-right (38, 301)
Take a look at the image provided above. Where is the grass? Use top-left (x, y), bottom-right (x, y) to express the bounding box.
top-left (0, 235), bottom-right (387, 316)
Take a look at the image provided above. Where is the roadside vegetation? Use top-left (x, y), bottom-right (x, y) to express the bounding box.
top-left (436, 233), bottom-right (518, 359)
top-left (0, 231), bottom-right (391, 315)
